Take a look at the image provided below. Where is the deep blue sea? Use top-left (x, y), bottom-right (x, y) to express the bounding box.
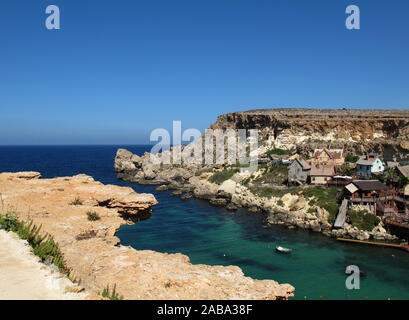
top-left (1, 145), bottom-right (408, 300)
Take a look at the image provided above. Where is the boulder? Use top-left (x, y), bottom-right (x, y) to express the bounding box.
top-left (131, 154), bottom-right (142, 167)
top-left (217, 180), bottom-right (237, 197)
top-left (226, 203), bottom-right (239, 211)
top-left (181, 193), bottom-right (193, 201)
top-left (114, 149), bottom-right (136, 173)
top-left (166, 168), bottom-right (193, 181)
top-left (209, 198), bottom-right (228, 207)
top-left (289, 197), bottom-right (307, 211)
top-left (190, 177), bottom-right (218, 200)
top-left (155, 185), bottom-right (169, 192)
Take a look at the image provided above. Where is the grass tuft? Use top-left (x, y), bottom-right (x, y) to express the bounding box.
top-left (86, 211), bottom-right (100, 221)
top-left (70, 197), bottom-right (83, 206)
top-left (98, 284), bottom-right (124, 300)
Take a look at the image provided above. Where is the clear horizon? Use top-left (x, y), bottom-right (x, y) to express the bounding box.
top-left (1, 0), bottom-right (409, 145)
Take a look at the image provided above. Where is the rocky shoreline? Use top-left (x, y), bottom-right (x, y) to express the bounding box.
top-left (0, 171), bottom-right (294, 300)
top-left (115, 149), bottom-right (402, 244)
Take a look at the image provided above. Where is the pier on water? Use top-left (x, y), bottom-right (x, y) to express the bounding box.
top-left (337, 238), bottom-right (409, 251)
top-left (333, 199), bottom-right (349, 229)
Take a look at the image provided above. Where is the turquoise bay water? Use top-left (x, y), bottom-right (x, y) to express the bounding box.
top-left (1, 145), bottom-right (408, 300)
top-left (118, 191), bottom-right (409, 300)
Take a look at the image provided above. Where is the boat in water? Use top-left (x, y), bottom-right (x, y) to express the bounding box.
top-left (275, 246), bottom-right (292, 253)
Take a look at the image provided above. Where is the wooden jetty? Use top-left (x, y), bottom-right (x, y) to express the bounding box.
top-left (337, 238), bottom-right (409, 251)
top-left (333, 199), bottom-right (349, 229)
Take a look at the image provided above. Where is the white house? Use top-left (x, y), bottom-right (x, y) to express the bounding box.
top-left (356, 154), bottom-right (384, 178)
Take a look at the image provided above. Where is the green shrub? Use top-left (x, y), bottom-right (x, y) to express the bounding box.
top-left (70, 197), bottom-right (83, 206)
top-left (338, 166), bottom-right (355, 176)
top-left (266, 148), bottom-right (287, 156)
top-left (348, 209), bottom-right (380, 231)
top-left (345, 154), bottom-right (359, 163)
top-left (86, 211), bottom-right (100, 221)
top-left (208, 168), bottom-right (239, 185)
top-left (277, 200), bottom-right (284, 207)
top-left (0, 213), bottom-right (71, 276)
top-left (308, 199), bottom-right (316, 206)
top-left (99, 284), bottom-right (124, 300)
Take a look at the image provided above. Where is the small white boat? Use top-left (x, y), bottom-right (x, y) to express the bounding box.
top-left (275, 246), bottom-right (292, 253)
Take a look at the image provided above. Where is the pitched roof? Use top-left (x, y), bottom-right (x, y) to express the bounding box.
top-left (352, 180), bottom-right (390, 191)
top-left (345, 183), bottom-right (359, 194)
top-left (356, 154), bottom-right (380, 166)
top-left (397, 165), bottom-right (409, 178)
top-left (297, 158), bottom-right (311, 170)
top-left (310, 164), bottom-right (335, 176)
top-left (312, 148), bottom-right (344, 160)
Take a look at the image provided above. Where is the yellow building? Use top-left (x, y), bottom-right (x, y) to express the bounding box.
top-left (309, 148), bottom-right (345, 166)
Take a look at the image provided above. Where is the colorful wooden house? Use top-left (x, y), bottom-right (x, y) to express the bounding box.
top-left (344, 180), bottom-right (396, 216)
top-left (356, 154), bottom-right (384, 178)
top-left (309, 148), bottom-right (344, 166)
top-left (310, 164), bottom-right (335, 185)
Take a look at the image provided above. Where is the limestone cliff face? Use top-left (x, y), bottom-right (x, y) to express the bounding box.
top-left (210, 109), bottom-right (409, 160)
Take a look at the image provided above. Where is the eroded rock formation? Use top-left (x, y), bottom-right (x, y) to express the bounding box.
top-left (0, 172), bottom-right (294, 300)
top-left (210, 109), bottom-right (409, 160)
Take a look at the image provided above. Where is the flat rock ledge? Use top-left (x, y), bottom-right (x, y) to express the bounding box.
top-left (0, 172), bottom-right (294, 300)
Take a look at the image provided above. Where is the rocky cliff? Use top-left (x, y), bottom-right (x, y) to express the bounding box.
top-left (0, 172), bottom-right (294, 300)
top-left (210, 108), bottom-right (409, 160)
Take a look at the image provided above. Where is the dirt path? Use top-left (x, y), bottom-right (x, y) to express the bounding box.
top-left (0, 230), bottom-right (86, 300)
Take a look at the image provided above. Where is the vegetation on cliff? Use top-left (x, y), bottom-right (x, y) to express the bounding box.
top-left (266, 148), bottom-right (288, 156)
top-left (252, 165), bottom-right (288, 185)
top-left (345, 154), bottom-right (359, 163)
top-left (0, 212), bottom-right (71, 276)
top-left (208, 168), bottom-right (239, 184)
top-left (249, 186), bottom-right (339, 223)
top-left (347, 209), bottom-right (380, 231)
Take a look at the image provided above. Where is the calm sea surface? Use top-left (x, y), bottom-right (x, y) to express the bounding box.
top-left (0, 145), bottom-right (408, 300)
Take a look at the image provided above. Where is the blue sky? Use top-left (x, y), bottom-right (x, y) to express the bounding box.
top-left (1, 0), bottom-right (409, 145)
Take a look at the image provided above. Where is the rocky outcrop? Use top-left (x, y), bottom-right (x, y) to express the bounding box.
top-left (0, 172), bottom-right (294, 300)
top-left (210, 109), bottom-right (409, 160)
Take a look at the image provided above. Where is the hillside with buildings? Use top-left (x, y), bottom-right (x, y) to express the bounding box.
top-left (115, 108), bottom-right (409, 246)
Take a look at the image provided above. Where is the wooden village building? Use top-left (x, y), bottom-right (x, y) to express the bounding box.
top-left (309, 148), bottom-right (345, 166)
top-left (310, 164), bottom-right (335, 185)
top-left (343, 180), bottom-right (398, 216)
top-left (288, 158), bottom-right (311, 185)
top-left (356, 154), bottom-right (385, 178)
